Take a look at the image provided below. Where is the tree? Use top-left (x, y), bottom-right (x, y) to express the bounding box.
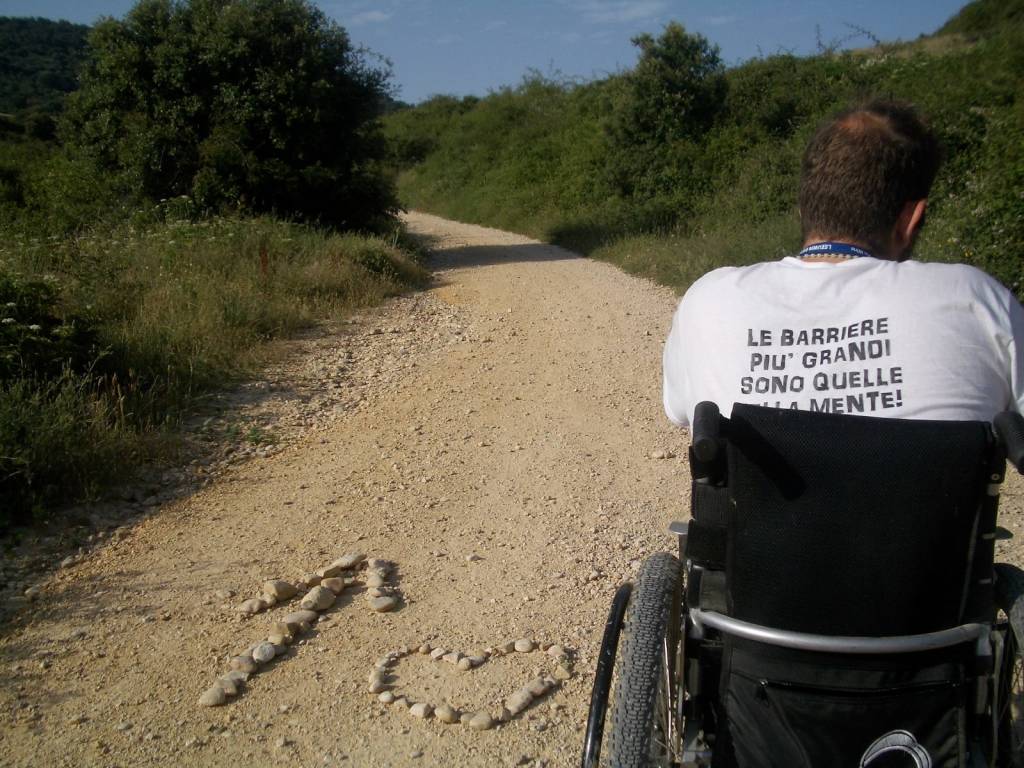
top-left (63, 0), bottom-right (397, 228)
top-left (624, 22), bottom-right (726, 147)
top-left (605, 22), bottom-right (726, 207)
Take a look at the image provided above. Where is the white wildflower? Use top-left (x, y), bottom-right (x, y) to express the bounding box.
top-left (28, 324), bottom-right (41, 332)
top-left (1, 318), bottom-right (15, 325)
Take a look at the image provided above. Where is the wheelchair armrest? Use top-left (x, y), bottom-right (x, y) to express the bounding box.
top-left (994, 411), bottom-right (1024, 473)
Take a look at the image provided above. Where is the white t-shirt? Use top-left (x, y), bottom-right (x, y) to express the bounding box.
top-left (663, 257), bottom-right (1024, 426)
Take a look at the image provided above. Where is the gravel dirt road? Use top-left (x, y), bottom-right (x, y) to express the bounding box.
top-left (2, 211), bottom-right (1021, 768)
top-left (0, 212), bottom-right (695, 767)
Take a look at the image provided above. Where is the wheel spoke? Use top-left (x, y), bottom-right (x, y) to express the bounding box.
top-left (651, 635), bottom-right (681, 766)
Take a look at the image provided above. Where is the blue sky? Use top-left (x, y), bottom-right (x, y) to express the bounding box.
top-left (2, 0), bottom-right (969, 103)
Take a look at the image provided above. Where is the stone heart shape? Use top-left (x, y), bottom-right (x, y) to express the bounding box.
top-left (366, 639), bottom-right (575, 730)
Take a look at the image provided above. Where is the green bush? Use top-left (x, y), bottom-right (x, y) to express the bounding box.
top-left (0, 373), bottom-right (130, 529)
top-left (0, 135), bottom-right (49, 210)
top-left (0, 270), bottom-right (101, 381)
top-left (62, 0), bottom-right (398, 229)
top-left (383, 94), bottom-right (479, 166)
top-left (20, 148), bottom-right (136, 235)
top-left (621, 23), bottom-right (725, 145)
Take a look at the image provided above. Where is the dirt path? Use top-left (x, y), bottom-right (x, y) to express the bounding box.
top-left (3, 212), bottom-right (1023, 768)
top-left (0, 212), bottom-right (701, 768)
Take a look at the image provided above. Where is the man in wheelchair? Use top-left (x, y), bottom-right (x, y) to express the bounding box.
top-left (582, 101), bottom-right (1024, 768)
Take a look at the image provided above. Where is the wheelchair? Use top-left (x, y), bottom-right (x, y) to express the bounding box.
top-left (582, 402), bottom-right (1024, 768)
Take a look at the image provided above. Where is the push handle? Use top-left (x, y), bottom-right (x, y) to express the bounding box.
top-left (995, 411), bottom-right (1024, 473)
top-left (691, 401), bottom-right (721, 463)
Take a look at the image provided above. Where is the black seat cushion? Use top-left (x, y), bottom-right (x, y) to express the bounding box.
top-left (725, 404), bottom-right (991, 636)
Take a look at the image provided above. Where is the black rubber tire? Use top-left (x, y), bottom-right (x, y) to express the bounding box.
top-left (604, 552), bottom-right (683, 768)
top-left (995, 564), bottom-right (1024, 767)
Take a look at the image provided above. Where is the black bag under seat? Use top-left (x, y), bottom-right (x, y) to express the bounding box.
top-left (715, 640), bottom-right (969, 768)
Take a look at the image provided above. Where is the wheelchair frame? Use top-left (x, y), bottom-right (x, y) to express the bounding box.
top-left (582, 404), bottom-right (1024, 768)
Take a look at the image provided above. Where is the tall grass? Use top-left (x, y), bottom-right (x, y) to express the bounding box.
top-left (582, 214), bottom-right (802, 291)
top-left (0, 373), bottom-right (132, 518)
top-left (0, 212), bottom-right (427, 525)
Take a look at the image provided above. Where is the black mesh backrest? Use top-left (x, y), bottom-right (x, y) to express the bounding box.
top-left (725, 404), bottom-right (992, 636)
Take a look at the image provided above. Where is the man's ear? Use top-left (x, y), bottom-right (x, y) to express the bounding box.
top-left (894, 199), bottom-right (927, 255)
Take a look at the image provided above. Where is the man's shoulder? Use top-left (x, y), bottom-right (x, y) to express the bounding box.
top-left (684, 261), bottom-right (778, 290)
top-left (898, 259), bottom-right (1013, 300)
top-left (899, 259), bottom-right (985, 276)
top-left (680, 261), bottom-right (788, 304)
top-left (685, 258), bottom-right (1011, 294)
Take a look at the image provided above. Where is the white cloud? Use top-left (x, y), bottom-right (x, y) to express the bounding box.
top-left (705, 14), bottom-right (738, 26)
top-left (348, 9), bottom-right (393, 26)
top-left (435, 33), bottom-right (463, 45)
top-left (483, 20), bottom-right (508, 32)
top-left (567, 1), bottom-right (669, 25)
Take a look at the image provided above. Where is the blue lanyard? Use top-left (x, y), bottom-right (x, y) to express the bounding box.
top-left (798, 241), bottom-right (874, 260)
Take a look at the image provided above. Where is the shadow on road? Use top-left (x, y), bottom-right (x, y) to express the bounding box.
top-left (428, 242), bottom-right (581, 270)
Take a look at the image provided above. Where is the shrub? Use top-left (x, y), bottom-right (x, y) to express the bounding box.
top-left (62, 0), bottom-right (398, 229)
top-left (0, 269), bottom-right (102, 381)
top-left (617, 22), bottom-right (725, 147)
top-left (384, 94), bottom-right (479, 166)
top-left (0, 135), bottom-right (49, 210)
top-left (20, 149), bottom-right (136, 235)
top-left (0, 372), bottom-right (130, 529)
top-left (0, 214), bottom-right (426, 525)
top-left (604, 23), bottom-right (724, 208)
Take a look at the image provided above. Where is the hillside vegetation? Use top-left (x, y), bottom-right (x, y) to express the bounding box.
top-left (939, 0), bottom-right (1024, 35)
top-left (0, 17), bottom-right (88, 138)
top-left (0, 0), bottom-right (421, 527)
top-left (387, 0), bottom-right (1024, 299)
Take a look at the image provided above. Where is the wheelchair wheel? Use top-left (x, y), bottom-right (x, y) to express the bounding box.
top-left (605, 552), bottom-right (683, 768)
top-left (996, 564), bottom-right (1024, 767)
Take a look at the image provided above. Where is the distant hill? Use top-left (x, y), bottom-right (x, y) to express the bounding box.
top-left (0, 17), bottom-right (89, 119)
top-left (938, 0), bottom-right (1024, 36)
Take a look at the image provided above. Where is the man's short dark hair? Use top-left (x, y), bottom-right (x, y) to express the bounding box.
top-left (798, 99), bottom-right (941, 252)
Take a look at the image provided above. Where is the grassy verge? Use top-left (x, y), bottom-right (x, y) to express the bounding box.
top-left (572, 213), bottom-right (802, 293)
top-left (0, 213), bottom-right (427, 526)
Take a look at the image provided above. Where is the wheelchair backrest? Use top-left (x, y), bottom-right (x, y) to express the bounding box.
top-left (691, 403), bottom-right (996, 636)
